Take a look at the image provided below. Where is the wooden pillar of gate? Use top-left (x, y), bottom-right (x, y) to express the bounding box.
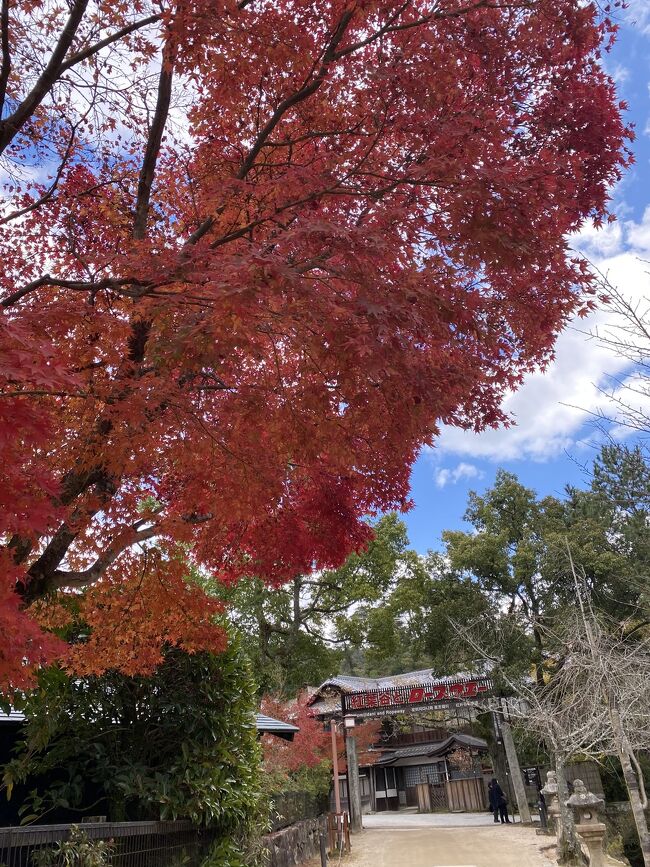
top-left (331, 720), bottom-right (341, 815)
top-left (345, 731), bottom-right (363, 832)
top-left (500, 717), bottom-right (532, 825)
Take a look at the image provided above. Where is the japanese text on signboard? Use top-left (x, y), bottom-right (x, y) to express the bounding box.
top-left (342, 678), bottom-right (491, 715)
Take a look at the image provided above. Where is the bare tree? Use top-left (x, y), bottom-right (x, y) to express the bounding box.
top-left (507, 555), bottom-right (650, 867)
top-left (453, 618), bottom-right (586, 864)
top-left (454, 536), bottom-right (650, 865)
top-left (590, 267), bottom-right (650, 443)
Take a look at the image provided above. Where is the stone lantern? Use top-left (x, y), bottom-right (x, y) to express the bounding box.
top-left (541, 770), bottom-right (560, 833)
top-left (566, 779), bottom-right (606, 867)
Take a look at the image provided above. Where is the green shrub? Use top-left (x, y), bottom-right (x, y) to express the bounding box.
top-left (605, 809), bottom-right (640, 866)
top-left (4, 635), bottom-right (264, 858)
top-left (32, 827), bottom-right (113, 867)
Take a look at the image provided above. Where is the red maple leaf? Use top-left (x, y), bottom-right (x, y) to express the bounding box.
top-left (0, 0), bottom-right (632, 686)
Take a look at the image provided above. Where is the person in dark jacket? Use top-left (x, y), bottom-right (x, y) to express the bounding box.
top-left (488, 778), bottom-right (510, 823)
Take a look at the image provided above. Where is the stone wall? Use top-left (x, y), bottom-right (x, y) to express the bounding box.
top-left (261, 815), bottom-right (327, 867)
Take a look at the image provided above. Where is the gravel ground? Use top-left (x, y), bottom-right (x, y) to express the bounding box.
top-left (303, 814), bottom-right (557, 867)
top-left (362, 812), bottom-right (524, 829)
top-left (339, 825), bottom-right (556, 866)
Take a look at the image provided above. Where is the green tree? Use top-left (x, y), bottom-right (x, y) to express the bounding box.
top-left (215, 514), bottom-right (421, 693)
top-left (3, 639), bottom-right (263, 863)
top-left (440, 449), bottom-right (650, 680)
top-left (573, 444), bottom-right (650, 619)
top-left (442, 470), bottom-right (556, 679)
top-left (363, 552), bottom-right (494, 675)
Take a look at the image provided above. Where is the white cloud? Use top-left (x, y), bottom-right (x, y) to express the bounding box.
top-left (434, 462), bottom-right (483, 488)
top-left (626, 206), bottom-right (650, 253)
top-left (434, 210), bottom-right (650, 463)
top-left (626, 0), bottom-right (650, 35)
top-left (607, 62), bottom-right (630, 86)
top-left (575, 219), bottom-right (623, 258)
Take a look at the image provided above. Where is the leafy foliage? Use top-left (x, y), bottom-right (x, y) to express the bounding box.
top-left (261, 693), bottom-right (331, 780)
top-left (356, 445), bottom-right (650, 682)
top-left (3, 640), bottom-right (263, 846)
top-left (32, 828), bottom-right (114, 867)
top-left (440, 450), bottom-right (650, 678)
top-left (363, 552), bottom-right (493, 675)
top-left (217, 514), bottom-right (419, 693)
top-left (260, 692), bottom-right (380, 801)
top-left (0, 0), bottom-right (632, 688)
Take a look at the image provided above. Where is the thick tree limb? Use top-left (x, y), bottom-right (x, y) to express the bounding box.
top-left (133, 37), bottom-right (175, 240)
top-left (0, 6), bottom-right (160, 156)
top-left (58, 13), bottom-right (161, 75)
top-left (0, 0), bottom-right (10, 116)
top-left (0, 0), bottom-right (89, 155)
top-left (0, 275), bottom-right (151, 308)
top-left (49, 524), bottom-right (159, 593)
top-left (20, 501), bottom-right (215, 603)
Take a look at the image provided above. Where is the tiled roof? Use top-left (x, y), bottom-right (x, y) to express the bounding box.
top-left (380, 743), bottom-right (440, 759)
top-left (0, 709), bottom-right (25, 724)
top-left (325, 670), bottom-right (442, 691)
top-left (308, 669), bottom-right (480, 716)
top-left (255, 713), bottom-right (299, 741)
top-left (377, 733), bottom-right (488, 764)
top-left (448, 733), bottom-right (487, 750)
top-left (308, 694), bottom-right (343, 715)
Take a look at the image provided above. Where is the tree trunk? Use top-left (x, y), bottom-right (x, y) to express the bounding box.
top-left (619, 747), bottom-right (650, 867)
top-left (490, 711), bottom-right (513, 805)
top-left (610, 706), bottom-right (650, 867)
top-left (490, 746), bottom-right (512, 806)
top-left (555, 754), bottom-right (585, 865)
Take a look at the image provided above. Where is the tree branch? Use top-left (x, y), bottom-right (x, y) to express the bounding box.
top-left (0, 7), bottom-right (160, 159)
top-left (0, 0), bottom-right (10, 116)
top-left (132, 36), bottom-right (174, 239)
top-left (0, 121), bottom-right (79, 225)
top-left (0, 0), bottom-right (89, 155)
top-left (0, 275), bottom-right (151, 308)
top-left (58, 13), bottom-right (161, 75)
top-left (187, 6), bottom-right (356, 245)
top-left (50, 524), bottom-right (159, 592)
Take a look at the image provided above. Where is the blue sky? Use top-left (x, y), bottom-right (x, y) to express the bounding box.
top-left (404, 3), bottom-right (650, 554)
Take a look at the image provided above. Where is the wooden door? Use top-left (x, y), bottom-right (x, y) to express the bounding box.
top-left (415, 783), bottom-right (431, 813)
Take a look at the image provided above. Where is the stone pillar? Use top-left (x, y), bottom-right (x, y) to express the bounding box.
top-left (345, 732), bottom-right (363, 832)
top-left (500, 718), bottom-right (532, 825)
top-left (491, 711), bottom-right (515, 808)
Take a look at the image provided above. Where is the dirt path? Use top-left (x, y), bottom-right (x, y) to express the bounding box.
top-left (309, 824), bottom-right (557, 867)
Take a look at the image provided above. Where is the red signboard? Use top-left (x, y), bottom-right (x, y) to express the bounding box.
top-left (341, 678), bottom-right (492, 716)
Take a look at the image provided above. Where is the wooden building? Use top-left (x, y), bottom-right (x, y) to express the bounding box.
top-left (309, 671), bottom-right (492, 815)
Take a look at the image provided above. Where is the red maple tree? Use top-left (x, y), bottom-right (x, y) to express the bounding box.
top-left (0, 0), bottom-right (632, 687)
top-left (261, 694), bottom-right (332, 775)
top-left (261, 693), bottom-right (381, 777)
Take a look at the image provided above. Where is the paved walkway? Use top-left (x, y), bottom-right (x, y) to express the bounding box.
top-left (362, 812), bottom-right (522, 829)
top-left (308, 813), bottom-right (557, 867)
